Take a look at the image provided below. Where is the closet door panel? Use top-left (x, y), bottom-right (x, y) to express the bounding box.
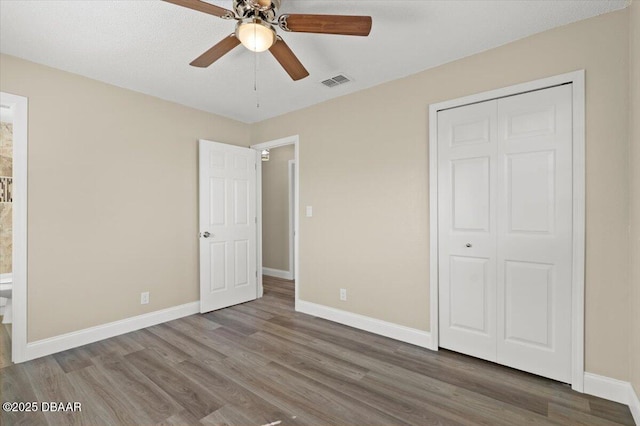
top-left (496, 84), bottom-right (573, 383)
top-left (438, 100), bottom-right (498, 362)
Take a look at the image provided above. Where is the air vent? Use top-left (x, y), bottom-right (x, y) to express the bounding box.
top-left (321, 74), bottom-right (351, 88)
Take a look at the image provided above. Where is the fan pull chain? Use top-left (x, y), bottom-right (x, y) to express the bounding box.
top-left (254, 24), bottom-right (260, 110)
top-left (255, 52), bottom-right (260, 109)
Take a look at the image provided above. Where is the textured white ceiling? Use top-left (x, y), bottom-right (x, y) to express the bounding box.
top-left (0, 0), bottom-right (629, 123)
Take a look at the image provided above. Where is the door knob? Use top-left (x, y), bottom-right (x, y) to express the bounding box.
top-left (202, 232), bottom-right (211, 238)
top-left (465, 243), bottom-right (472, 248)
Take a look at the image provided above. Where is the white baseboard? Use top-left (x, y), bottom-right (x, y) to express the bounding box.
top-left (629, 383), bottom-right (640, 426)
top-left (584, 372), bottom-right (640, 424)
top-left (263, 267), bottom-right (293, 280)
top-left (23, 302), bottom-right (199, 362)
top-left (296, 300), bottom-right (432, 349)
top-left (584, 372), bottom-right (632, 404)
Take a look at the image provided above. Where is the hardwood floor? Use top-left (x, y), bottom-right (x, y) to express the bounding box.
top-left (0, 276), bottom-right (635, 425)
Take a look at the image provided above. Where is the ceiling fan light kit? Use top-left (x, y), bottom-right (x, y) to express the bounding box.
top-left (164, 0), bottom-right (372, 81)
top-left (236, 18), bottom-right (276, 52)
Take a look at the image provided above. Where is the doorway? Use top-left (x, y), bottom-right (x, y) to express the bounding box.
top-left (0, 102), bottom-right (14, 367)
top-left (197, 136), bottom-right (299, 314)
top-left (260, 145), bottom-right (294, 280)
top-left (251, 136), bottom-right (299, 306)
top-left (428, 71), bottom-right (586, 391)
top-left (0, 92), bottom-right (28, 364)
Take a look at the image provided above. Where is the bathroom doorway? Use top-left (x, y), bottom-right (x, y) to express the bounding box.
top-left (0, 92), bottom-right (28, 364)
top-left (0, 102), bottom-right (14, 367)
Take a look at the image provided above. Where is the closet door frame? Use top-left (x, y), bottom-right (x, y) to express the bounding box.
top-left (428, 70), bottom-right (585, 392)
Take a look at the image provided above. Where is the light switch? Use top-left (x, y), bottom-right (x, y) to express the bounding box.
top-left (306, 206), bottom-right (313, 217)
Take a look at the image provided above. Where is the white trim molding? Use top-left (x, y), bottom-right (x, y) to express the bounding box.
top-left (262, 267), bottom-right (293, 280)
top-left (297, 300), bottom-right (432, 349)
top-left (584, 373), bottom-right (635, 404)
top-left (584, 373), bottom-right (640, 424)
top-left (0, 273), bottom-right (12, 284)
top-left (288, 159), bottom-right (296, 280)
top-left (23, 302), bottom-right (199, 362)
top-left (1, 92), bottom-right (28, 364)
top-left (428, 70), bottom-right (586, 392)
top-left (630, 384), bottom-right (640, 426)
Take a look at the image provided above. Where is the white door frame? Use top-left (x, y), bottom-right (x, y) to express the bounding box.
top-left (288, 159), bottom-right (296, 279)
top-left (428, 70), bottom-right (586, 391)
top-left (251, 135), bottom-right (300, 308)
top-left (1, 92), bottom-right (28, 363)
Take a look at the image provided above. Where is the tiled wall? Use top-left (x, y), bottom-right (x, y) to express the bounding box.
top-left (0, 122), bottom-right (12, 275)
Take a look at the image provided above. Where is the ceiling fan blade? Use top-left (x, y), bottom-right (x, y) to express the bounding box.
top-left (269, 37), bottom-right (309, 81)
top-left (279, 14), bottom-right (372, 36)
top-left (163, 0), bottom-right (234, 19)
top-left (190, 35), bottom-right (241, 68)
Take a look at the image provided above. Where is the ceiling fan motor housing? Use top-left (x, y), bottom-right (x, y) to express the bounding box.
top-left (234, 0), bottom-right (280, 22)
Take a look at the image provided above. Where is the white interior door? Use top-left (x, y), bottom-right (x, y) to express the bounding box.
top-left (496, 85), bottom-right (573, 383)
top-left (438, 100), bottom-right (498, 362)
top-left (199, 139), bottom-right (257, 313)
top-left (437, 84), bottom-right (573, 383)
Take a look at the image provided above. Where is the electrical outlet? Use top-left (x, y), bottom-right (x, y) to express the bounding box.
top-left (141, 292), bottom-right (150, 305)
top-left (340, 288), bottom-right (347, 301)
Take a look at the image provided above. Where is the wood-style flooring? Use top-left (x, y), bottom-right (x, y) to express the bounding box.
top-left (0, 276), bottom-right (635, 425)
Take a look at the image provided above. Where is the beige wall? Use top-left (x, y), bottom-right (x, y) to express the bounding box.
top-left (262, 144), bottom-right (294, 272)
top-left (0, 54), bottom-right (250, 341)
top-left (252, 10), bottom-right (631, 380)
top-left (629, 0), bottom-right (640, 397)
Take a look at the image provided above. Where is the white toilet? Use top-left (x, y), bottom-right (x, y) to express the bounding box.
top-left (0, 283), bottom-right (12, 324)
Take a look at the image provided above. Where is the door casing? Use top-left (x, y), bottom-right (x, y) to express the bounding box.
top-left (428, 70), bottom-right (586, 392)
top-left (288, 159), bottom-right (296, 280)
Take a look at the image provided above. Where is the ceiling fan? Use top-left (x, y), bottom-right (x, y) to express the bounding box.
top-left (163, 0), bottom-right (372, 81)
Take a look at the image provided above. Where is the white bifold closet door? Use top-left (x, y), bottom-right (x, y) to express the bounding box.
top-left (438, 84), bottom-right (573, 383)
